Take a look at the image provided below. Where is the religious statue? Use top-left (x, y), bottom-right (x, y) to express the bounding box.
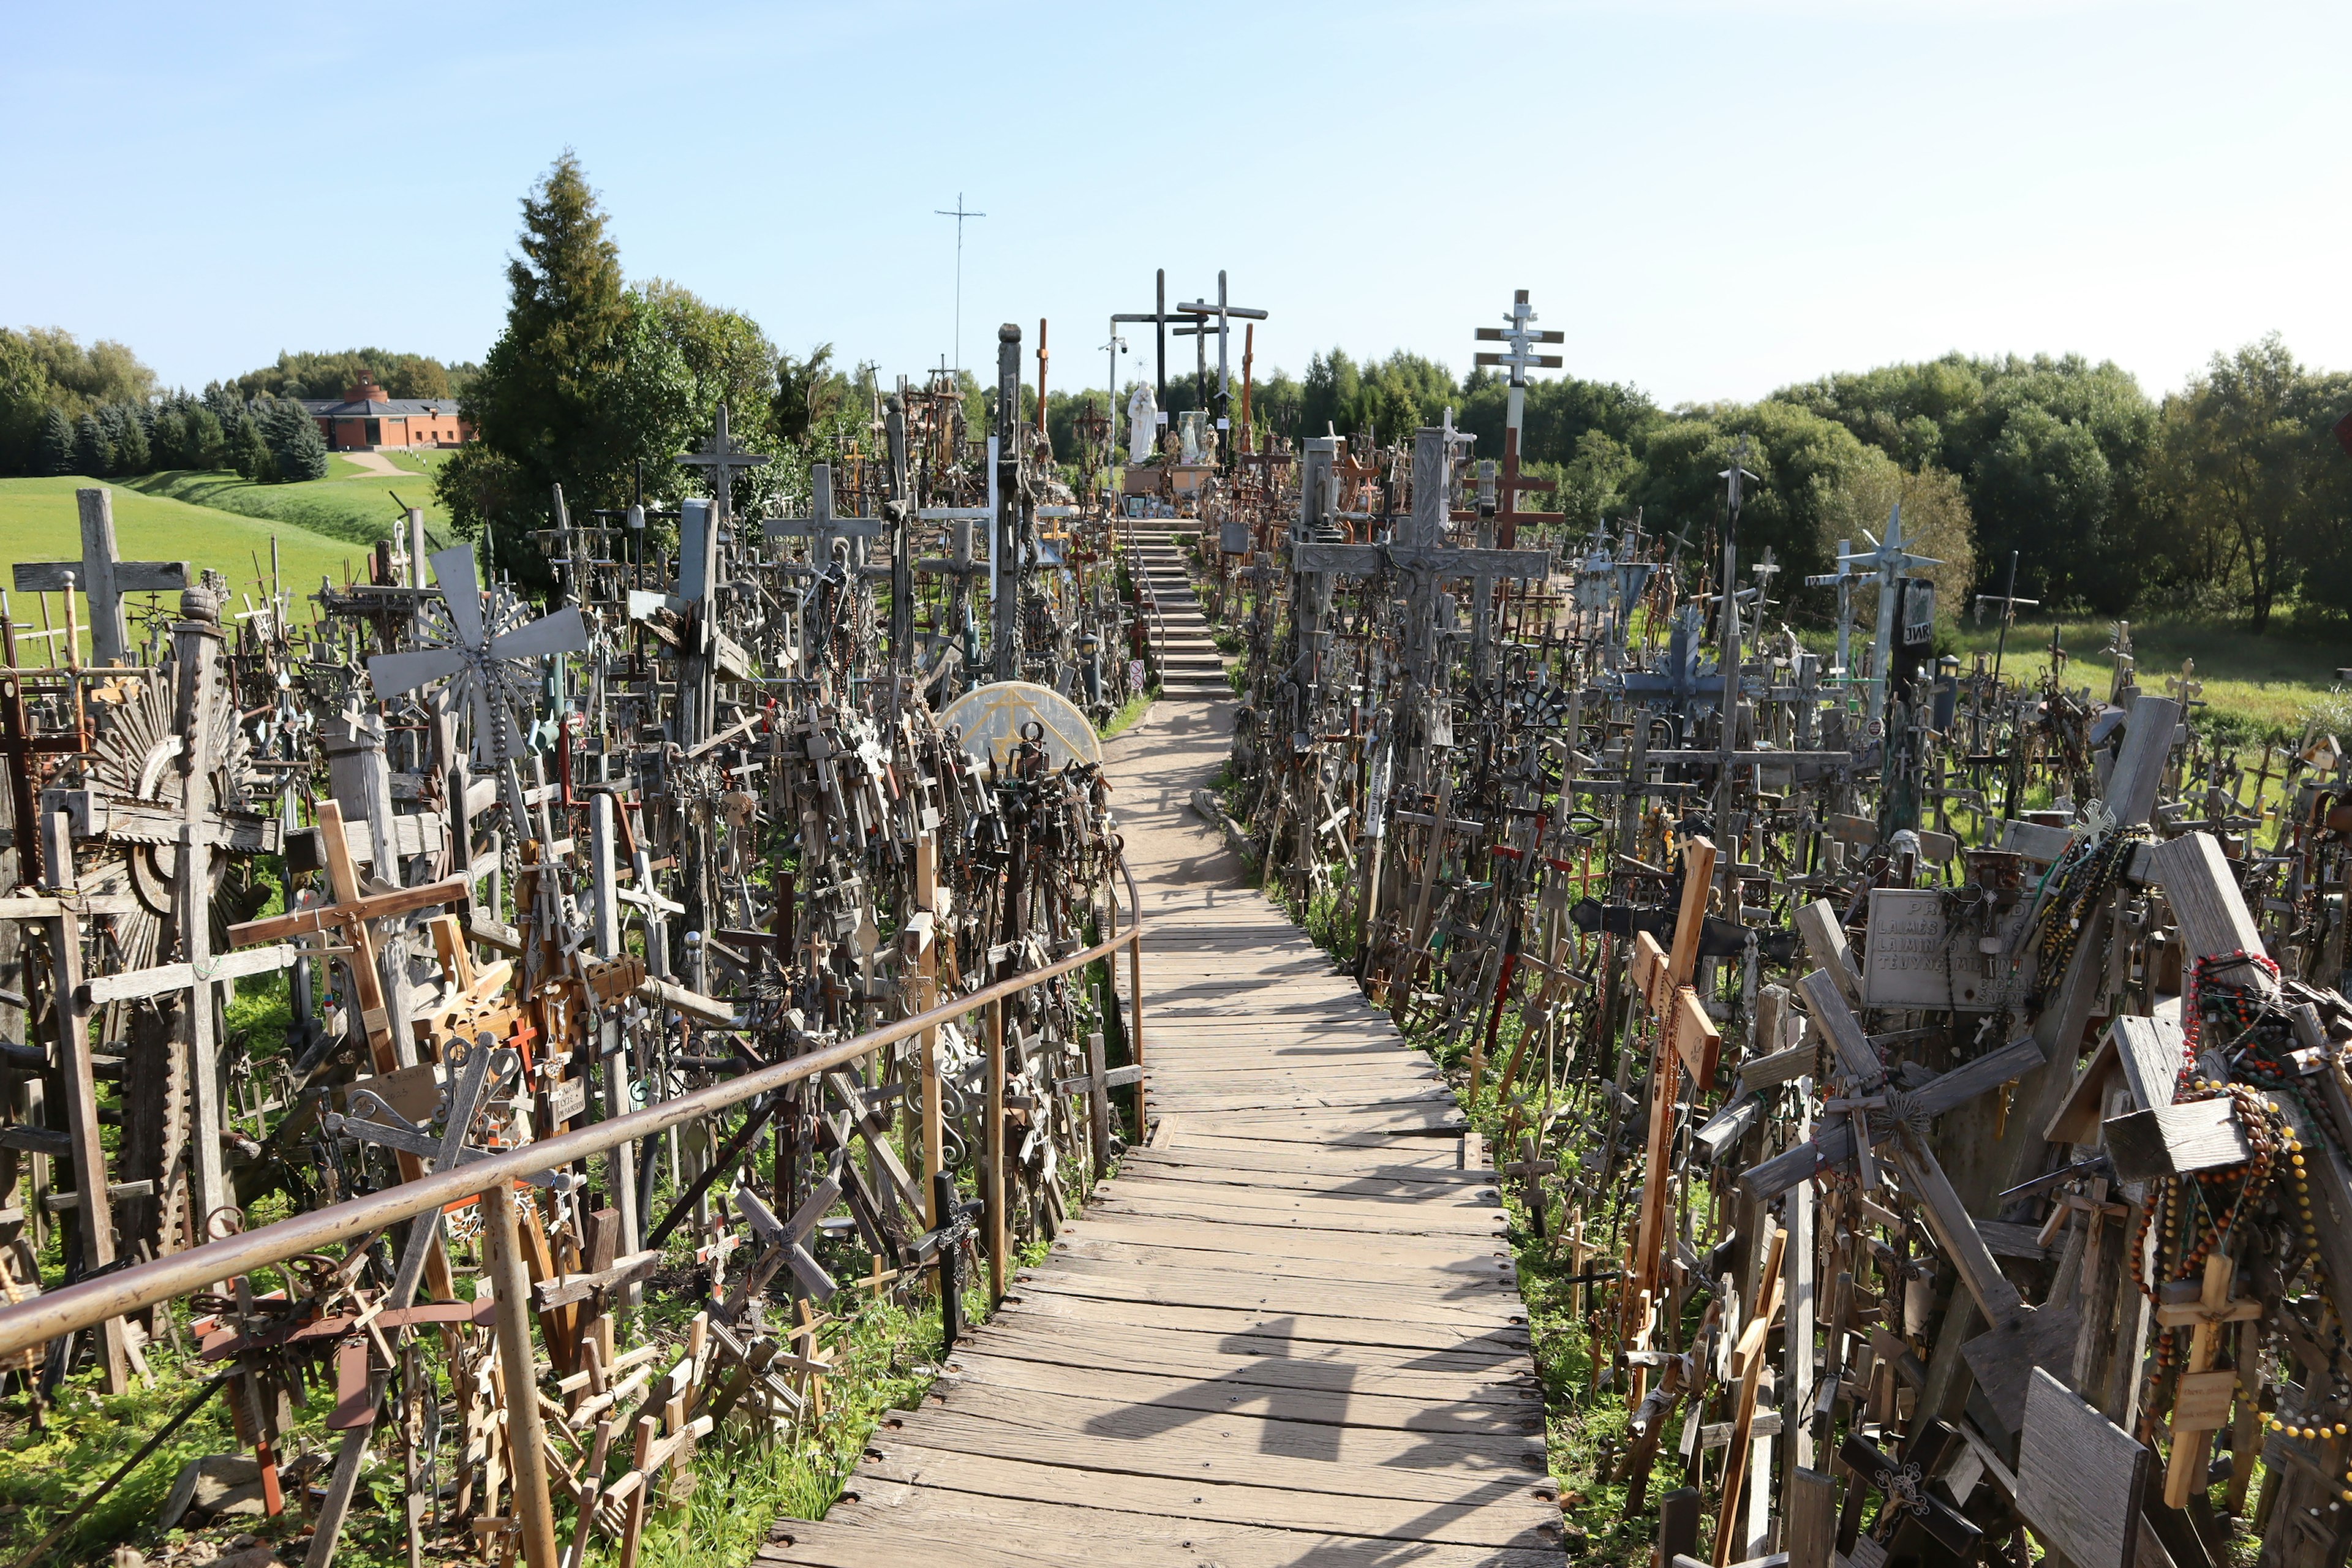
top-left (1178, 409), bottom-right (1209, 467)
top-left (1126, 382), bottom-right (1158, 465)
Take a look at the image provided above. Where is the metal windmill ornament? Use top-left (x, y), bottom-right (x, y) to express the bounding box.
top-left (365, 545), bottom-right (590, 764)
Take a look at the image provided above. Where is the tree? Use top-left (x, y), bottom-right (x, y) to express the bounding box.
top-left (774, 342), bottom-right (846, 446)
top-left (228, 410), bottom-right (274, 481)
top-left (181, 404), bottom-right (226, 470)
top-left (72, 412), bottom-right (110, 478)
top-left (2141, 336), bottom-right (2346, 630)
top-left (260, 398), bottom-right (328, 481)
top-left (105, 402), bottom-right (151, 475)
top-left (440, 151), bottom-right (643, 575)
top-left (232, 348), bottom-right (461, 402)
top-left (36, 406), bottom-right (72, 475)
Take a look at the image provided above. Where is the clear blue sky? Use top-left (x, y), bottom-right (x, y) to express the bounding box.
top-left (6, 0), bottom-right (2345, 409)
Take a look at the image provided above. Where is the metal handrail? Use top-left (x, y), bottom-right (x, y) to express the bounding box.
top-left (0, 914), bottom-right (1147, 1363)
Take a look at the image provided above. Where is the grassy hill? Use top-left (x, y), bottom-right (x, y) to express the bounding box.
top-left (0, 477), bottom-right (376, 658)
top-left (127, 450), bottom-right (454, 547)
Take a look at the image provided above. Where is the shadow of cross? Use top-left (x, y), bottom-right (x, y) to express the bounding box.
top-left (1078, 1313), bottom-right (1359, 1461)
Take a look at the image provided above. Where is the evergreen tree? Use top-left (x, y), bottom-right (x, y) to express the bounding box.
top-left (72, 412), bottom-right (110, 477)
top-left (152, 409), bottom-right (187, 469)
top-left (228, 410), bottom-right (274, 481)
top-left (36, 406), bottom-right (74, 475)
top-left (107, 402), bottom-right (151, 475)
top-left (183, 405), bottom-right (226, 469)
top-left (262, 398), bottom-right (328, 481)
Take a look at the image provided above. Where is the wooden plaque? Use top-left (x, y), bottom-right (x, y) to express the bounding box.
top-left (2016, 1366), bottom-right (2149, 1568)
top-left (1860, 888), bottom-right (2026, 1012)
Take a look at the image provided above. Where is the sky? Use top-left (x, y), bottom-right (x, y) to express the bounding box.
top-left (6, 0), bottom-right (2348, 409)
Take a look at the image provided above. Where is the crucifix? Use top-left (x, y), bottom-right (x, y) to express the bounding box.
top-left (1175, 271), bottom-right (1268, 456)
top-left (2154, 1250), bottom-right (2261, 1507)
top-left (1836, 1426), bottom-right (1982, 1560)
top-left (1471, 289), bottom-right (1566, 548)
top-left (9, 489), bottom-right (188, 668)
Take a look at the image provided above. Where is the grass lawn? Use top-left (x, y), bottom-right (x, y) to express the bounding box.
top-left (0, 477), bottom-right (371, 657)
top-left (1940, 612), bottom-right (2352, 741)
top-left (126, 461), bottom-right (452, 549)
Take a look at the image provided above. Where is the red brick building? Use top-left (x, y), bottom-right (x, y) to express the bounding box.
top-left (301, 373), bottom-right (472, 451)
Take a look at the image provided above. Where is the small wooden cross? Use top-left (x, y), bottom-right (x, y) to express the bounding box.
top-left (1056, 1030), bottom-right (1144, 1174)
top-left (2156, 1251), bottom-right (2261, 1507)
top-left (1498, 1133), bottom-right (1556, 1238)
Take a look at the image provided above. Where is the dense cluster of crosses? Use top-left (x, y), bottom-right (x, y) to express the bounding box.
top-left (1199, 288), bottom-right (2352, 1568)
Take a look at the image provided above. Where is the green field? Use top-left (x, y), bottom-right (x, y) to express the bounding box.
top-left (127, 451), bottom-right (453, 548)
top-left (0, 477), bottom-right (374, 657)
top-left (1941, 613), bottom-right (2352, 742)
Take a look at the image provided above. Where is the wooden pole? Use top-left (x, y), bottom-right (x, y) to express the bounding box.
top-left (1127, 932), bottom-right (1147, 1141)
top-left (916, 834), bottom-right (943, 1227)
top-left (985, 997), bottom-right (1007, 1305)
top-left (484, 1182), bottom-right (559, 1568)
top-left (41, 811), bottom-right (126, 1393)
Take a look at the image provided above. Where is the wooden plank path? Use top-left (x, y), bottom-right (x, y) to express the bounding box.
top-left (761, 701), bottom-right (1564, 1567)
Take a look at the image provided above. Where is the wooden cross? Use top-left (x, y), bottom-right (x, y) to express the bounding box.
top-left (1619, 834), bottom-right (1721, 1381)
top-left (9, 489), bottom-right (187, 667)
top-left (765, 463), bottom-right (887, 575)
top-left (230, 800), bottom-right (471, 1295)
top-left (2155, 1250), bottom-right (2261, 1507)
top-left (718, 1172), bottom-right (843, 1321)
top-left (1499, 1133), bottom-right (1557, 1238)
top-left (675, 402), bottom-right (771, 525)
top-left (1174, 270), bottom-right (1268, 441)
top-left (1057, 1030), bottom-right (1144, 1175)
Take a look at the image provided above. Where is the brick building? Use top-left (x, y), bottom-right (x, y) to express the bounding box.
top-left (301, 373), bottom-right (472, 451)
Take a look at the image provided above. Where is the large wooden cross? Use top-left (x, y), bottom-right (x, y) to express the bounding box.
top-left (766, 464), bottom-right (886, 575)
top-left (9, 489), bottom-right (187, 668)
top-left (1619, 834), bottom-right (1721, 1387)
top-left (1469, 290), bottom-right (1566, 548)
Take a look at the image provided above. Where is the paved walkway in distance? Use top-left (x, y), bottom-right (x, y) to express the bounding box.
top-left (761, 699), bottom-right (1563, 1568)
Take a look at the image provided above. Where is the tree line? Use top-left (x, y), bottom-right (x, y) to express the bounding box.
top-left (1160, 339), bottom-right (2350, 631)
top-left (0, 331), bottom-right (479, 486)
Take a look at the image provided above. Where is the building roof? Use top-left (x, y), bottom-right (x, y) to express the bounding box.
top-left (300, 397), bottom-right (463, 418)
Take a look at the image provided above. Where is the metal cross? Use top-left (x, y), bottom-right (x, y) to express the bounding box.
top-left (1174, 271), bottom-right (1268, 442)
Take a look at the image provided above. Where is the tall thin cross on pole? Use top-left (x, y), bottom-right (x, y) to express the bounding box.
top-left (933, 194), bottom-right (987, 378)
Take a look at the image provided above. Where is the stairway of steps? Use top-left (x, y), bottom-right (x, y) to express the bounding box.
top-left (1124, 525), bottom-right (1232, 701)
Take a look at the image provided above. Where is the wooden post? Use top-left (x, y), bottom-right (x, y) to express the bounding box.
top-left (1126, 929), bottom-right (1147, 1140)
top-left (174, 591), bottom-right (229, 1237)
top-left (1084, 1030), bottom-right (1112, 1176)
top-left (589, 794), bottom-right (639, 1308)
top-left (985, 997), bottom-right (1007, 1305)
top-left (915, 834), bottom-right (943, 1227)
top-left (74, 488), bottom-right (126, 668)
top-left (484, 1182), bottom-right (559, 1568)
top-left (40, 813), bottom-right (127, 1393)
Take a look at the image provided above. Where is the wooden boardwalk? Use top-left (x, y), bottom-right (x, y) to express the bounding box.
top-left (761, 701), bottom-right (1563, 1567)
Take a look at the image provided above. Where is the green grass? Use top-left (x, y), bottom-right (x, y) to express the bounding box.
top-left (1940, 613), bottom-right (2352, 741)
top-left (127, 463), bottom-right (449, 549)
top-left (1097, 690), bottom-right (1155, 740)
top-left (0, 478), bottom-right (370, 658)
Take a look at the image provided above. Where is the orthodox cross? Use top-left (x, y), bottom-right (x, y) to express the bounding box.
top-left (1175, 271), bottom-right (1268, 445)
top-left (10, 489), bottom-right (188, 667)
top-left (1471, 290), bottom-right (1566, 547)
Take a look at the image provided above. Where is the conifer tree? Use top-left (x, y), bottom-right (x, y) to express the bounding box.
top-left (229, 410), bottom-right (275, 481)
top-left (36, 406), bottom-right (73, 475)
top-left (184, 405), bottom-right (226, 470)
top-left (262, 398), bottom-right (328, 481)
top-left (72, 412), bottom-right (110, 477)
top-left (107, 403), bottom-right (151, 475)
